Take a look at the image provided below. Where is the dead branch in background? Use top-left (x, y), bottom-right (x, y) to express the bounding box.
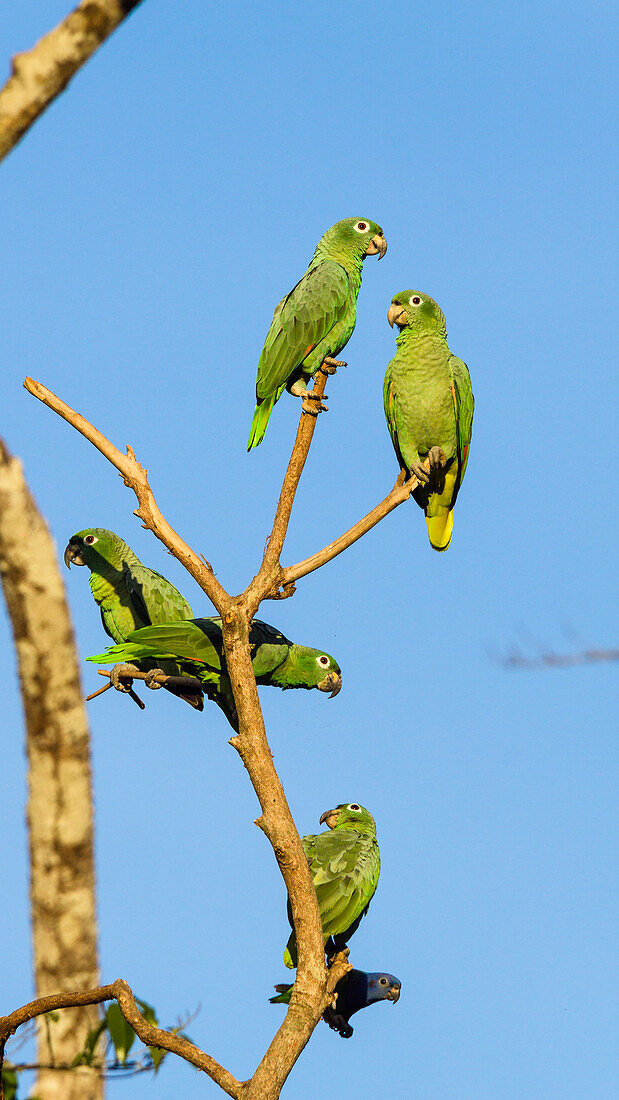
top-left (502, 647), bottom-right (619, 670)
top-left (0, 1), bottom-right (144, 164)
top-left (0, 440), bottom-right (103, 1100)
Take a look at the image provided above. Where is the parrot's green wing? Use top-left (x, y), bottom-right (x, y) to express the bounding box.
top-left (126, 564), bottom-right (193, 625)
top-left (256, 262), bottom-right (351, 399)
top-left (284, 830), bottom-right (379, 967)
top-left (382, 369), bottom-right (407, 472)
top-left (249, 620), bottom-right (291, 677)
top-left (450, 355), bottom-right (474, 487)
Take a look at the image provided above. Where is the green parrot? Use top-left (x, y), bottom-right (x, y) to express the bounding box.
top-left (64, 527), bottom-right (202, 708)
top-left (283, 802), bottom-right (380, 969)
top-left (248, 216), bottom-right (387, 449)
top-left (87, 617), bottom-right (342, 730)
top-left (384, 291), bottom-right (474, 551)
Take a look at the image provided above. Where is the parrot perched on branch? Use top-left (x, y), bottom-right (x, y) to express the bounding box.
top-left (248, 216), bottom-right (387, 449)
top-left (270, 969), bottom-right (401, 1038)
top-left (65, 527), bottom-right (202, 708)
top-left (87, 617), bottom-right (342, 729)
top-left (282, 802), bottom-right (380, 969)
top-left (383, 291), bottom-right (474, 551)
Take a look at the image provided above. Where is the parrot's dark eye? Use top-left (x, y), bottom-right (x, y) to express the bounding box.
top-left (84, 535), bottom-right (96, 545)
top-left (317, 655), bottom-right (330, 667)
top-left (354, 221), bottom-right (368, 233)
top-left (409, 295), bottom-right (423, 306)
top-left (379, 977), bottom-right (388, 985)
top-left (349, 803), bottom-right (361, 811)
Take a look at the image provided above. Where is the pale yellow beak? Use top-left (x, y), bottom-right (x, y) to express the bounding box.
top-left (365, 233), bottom-right (387, 259)
top-left (388, 303), bottom-right (407, 328)
top-left (317, 671), bottom-right (342, 697)
top-left (319, 808), bottom-right (340, 829)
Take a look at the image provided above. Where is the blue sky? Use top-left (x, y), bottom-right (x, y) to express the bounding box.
top-left (1, 1), bottom-right (617, 1097)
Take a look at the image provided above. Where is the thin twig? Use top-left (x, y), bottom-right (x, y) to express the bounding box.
top-left (23, 378), bottom-right (229, 613)
top-left (277, 472), bottom-right (420, 593)
top-left (0, 1), bottom-right (144, 164)
top-left (0, 980), bottom-right (241, 1099)
top-left (256, 368), bottom-right (330, 591)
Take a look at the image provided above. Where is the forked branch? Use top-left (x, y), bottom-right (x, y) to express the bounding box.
top-left (276, 472), bottom-right (420, 593)
top-left (0, 980), bottom-right (241, 1099)
top-left (22, 370), bottom-right (400, 1098)
top-left (23, 377), bottom-right (229, 614)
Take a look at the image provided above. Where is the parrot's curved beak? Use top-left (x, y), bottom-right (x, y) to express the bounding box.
top-left (64, 541), bottom-right (85, 568)
top-left (365, 233), bottom-right (387, 259)
top-left (387, 985), bottom-right (401, 1003)
top-left (317, 670), bottom-right (342, 698)
top-left (319, 807), bottom-right (340, 829)
top-left (388, 303), bottom-right (407, 329)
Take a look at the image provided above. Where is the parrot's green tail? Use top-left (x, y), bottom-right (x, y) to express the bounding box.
top-left (283, 935), bottom-right (297, 969)
top-left (269, 984), bottom-right (293, 1005)
top-left (247, 394), bottom-right (276, 450)
top-left (86, 642), bottom-right (172, 664)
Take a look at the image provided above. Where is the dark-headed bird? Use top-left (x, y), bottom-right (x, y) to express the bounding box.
top-left (271, 969), bottom-right (401, 1038)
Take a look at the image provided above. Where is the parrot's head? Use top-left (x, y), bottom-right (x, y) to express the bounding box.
top-left (319, 218), bottom-right (387, 264)
top-left (319, 802), bottom-right (376, 834)
top-left (64, 528), bottom-right (129, 573)
top-left (387, 291), bottom-right (447, 337)
top-left (275, 645), bottom-right (342, 696)
top-left (364, 973), bottom-right (402, 1005)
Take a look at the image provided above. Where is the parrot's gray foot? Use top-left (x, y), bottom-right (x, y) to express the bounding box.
top-left (410, 461), bottom-right (430, 484)
top-left (301, 392), bottom-right (328, 416)
top-left (110, 663), bottom-right (141, 692)
top-left (428, 446), bottom-right (447, 469)
top-left (143, 669), bottom-right (164, 691)
top-left (320, 357), bottom-right (346, 375)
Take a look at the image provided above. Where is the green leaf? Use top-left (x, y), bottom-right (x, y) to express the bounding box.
top-left (148, 1045), bottom-right (166, 1073)
top-left (105, 1003), bottom-right (136, 1065)
top-left (135, 997), bottom-right (158, 1028)
top-left (2, 1063), bottom-right (19, 1100)
top-left (72, 1018), bottom-right (107, 1067)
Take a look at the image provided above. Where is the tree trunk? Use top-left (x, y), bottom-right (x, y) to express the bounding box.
top-left (0, 440), bottom-right (103, 1099)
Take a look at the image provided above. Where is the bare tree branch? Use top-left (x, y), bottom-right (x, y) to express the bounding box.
top-left (0, 1), bottom-right (143, 164)
top-left (257, 368), bottom-right (330, 589)
top-left (23, 377), bottom-right (230, 614)
top-left (0, 980), bottom-right (241, 1100)
top-left (277, 472), bottom-right (420, 592)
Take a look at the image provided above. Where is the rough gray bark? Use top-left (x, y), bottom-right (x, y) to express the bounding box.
top-left (0, 440), bottom-right (103, 1100)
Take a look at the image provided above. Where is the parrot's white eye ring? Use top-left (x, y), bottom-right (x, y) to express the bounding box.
top-left (409, 295), bottom-right (423, 306)
top-left (353, 221), bottom-right (369, 233)
top-left (317, 655), bottom-right (330, 667)
top-left (379, 977), bottom-right (388, 985)
top-left (84, 535), bottom-right (97, 545)
top-left (349, 803), bottom-right (361, 811)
